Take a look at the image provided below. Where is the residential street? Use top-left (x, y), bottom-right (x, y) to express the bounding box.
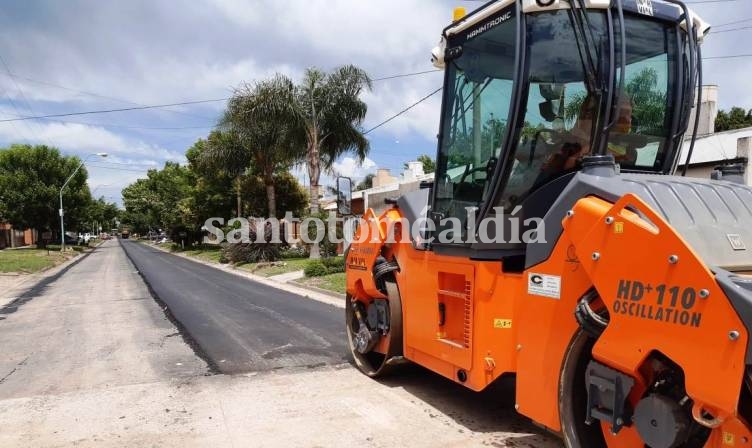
top-left (0, 240), bottom-right (561, 447)
top-left (0, 240), bottom-right (208, 399)
top-left (119, 239), bottom-right (348, 374)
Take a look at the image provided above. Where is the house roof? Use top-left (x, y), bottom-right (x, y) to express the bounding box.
top-left (678, 126), bottom-right (752, 166)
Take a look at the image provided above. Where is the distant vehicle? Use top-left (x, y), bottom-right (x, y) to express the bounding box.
top-left (121, 226), bottom-right (130, 239)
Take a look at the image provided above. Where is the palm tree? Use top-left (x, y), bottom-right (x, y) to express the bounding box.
top-left (297, 65), bottom-right (371, 215)
top-left (247, 65), bottom-right (371, 257)
top-left (218, 75), bottom-right (300, 218)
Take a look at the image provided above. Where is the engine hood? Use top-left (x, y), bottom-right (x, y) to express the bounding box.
top-left (528, 172), bottom-right (752, 271)
top-left (616, 174), bottom-right (752, 271)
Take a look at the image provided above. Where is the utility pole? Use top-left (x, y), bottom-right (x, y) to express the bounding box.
top-left (60, 153), bottom-right (108, 252)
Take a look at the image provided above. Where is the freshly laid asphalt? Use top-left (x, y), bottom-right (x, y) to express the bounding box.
top-left (120, 239), bottom-right (349, 374)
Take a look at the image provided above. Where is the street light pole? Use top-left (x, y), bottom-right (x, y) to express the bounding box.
top-left (60, 152), bottom-right (108, 252)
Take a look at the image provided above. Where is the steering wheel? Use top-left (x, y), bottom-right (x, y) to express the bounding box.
top-left (458, 156), bottom-right (499, 194)
top-left (458, 156), bottom-right (498, 186)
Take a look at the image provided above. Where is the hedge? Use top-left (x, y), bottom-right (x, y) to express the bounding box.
top-left (304, 256), bottom-right (345, 277)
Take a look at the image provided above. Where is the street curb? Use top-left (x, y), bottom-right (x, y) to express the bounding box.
top-left (142, 242), bottom-right (345, 309)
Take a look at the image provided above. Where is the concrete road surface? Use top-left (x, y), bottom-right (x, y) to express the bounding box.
top-left (0, 240), bottom-right (207, 399)
top-left (0, 239), bottom-right (561, 447)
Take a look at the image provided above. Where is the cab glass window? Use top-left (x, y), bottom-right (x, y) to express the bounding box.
top-left (607, 14), bottom-right (679, 170)
top-left (433, 6), bottom-right (517, 235)
top-left (497, 10), bottom-right (607, 210)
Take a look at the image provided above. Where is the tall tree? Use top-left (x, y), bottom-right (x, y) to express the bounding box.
top-left (241, 172), bottom-right (308, 218)
top-left (254, 65), bottom-right (371, 257)
top-left (715, 107), bottom-right (752, 133)
top-left (220, 75), bottom-right (299, 218)
top-left (197, 130), bottom-right (250, 217)
top-left (298, 66), bottom-right (371, 215)
top-left (121, 162), bottom-right (192, 233)
top-left (0, 144), bottom-right (91, 246)
top-left (185, 137), bottom-right (236, 220)
top-left (355, 173), bottom-right (375, 191)
top-left (85, 197), bottom-right (120, 233)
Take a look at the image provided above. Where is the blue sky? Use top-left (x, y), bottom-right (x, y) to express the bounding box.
top-left (0, 0), bottom-right (749, 206)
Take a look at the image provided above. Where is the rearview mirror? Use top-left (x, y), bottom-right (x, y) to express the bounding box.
top-left (539, 83), bottom-right (564, 101)
top-left (336, 176), bottom-right (353, 216)
top-left (539, 101), bottom-right (557, 122)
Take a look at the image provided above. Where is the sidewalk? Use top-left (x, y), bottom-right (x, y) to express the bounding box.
top-left (268, 269), bottom-right (305, 283)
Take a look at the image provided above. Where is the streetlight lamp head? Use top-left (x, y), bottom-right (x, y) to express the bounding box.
top-left (97, 152), bottom-right (108, 157)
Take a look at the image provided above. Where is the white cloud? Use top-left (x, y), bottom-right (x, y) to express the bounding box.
top-left (0, 116), bottom-right (185, 205)
top-left (2, 0), bottom-right (750, 207)
top-left (362, 82), bottom-right (443, 141)
top-left (331, 156), bottom-right (377, 181)
top-left (0, 120), bottom-right (185, 161)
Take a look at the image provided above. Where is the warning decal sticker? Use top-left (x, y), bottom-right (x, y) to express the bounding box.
top-left (528, 273), bottom-right (561, 299)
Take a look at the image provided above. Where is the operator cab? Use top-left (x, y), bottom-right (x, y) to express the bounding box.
top-left (427, 0), bottom-right (708, 256)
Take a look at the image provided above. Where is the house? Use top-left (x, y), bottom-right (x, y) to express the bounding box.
top-left (0, 224), bottom-right (38, 249)
top-left (678, 85), bottom-right (751, 185)
top-left (355, 162), bottom-right (435, 217)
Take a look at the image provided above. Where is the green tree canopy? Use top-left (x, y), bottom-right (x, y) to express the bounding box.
top-left (241, 172), bottom-right (308, 218)
top-left (355, 173), bottom-right (375, 191)
top-left (0, 144), bottom-right (92, 244)
top-left (252, 65), bottom-right (372, 257)
top-left (185, 134), bottom-right (237, 222)
top-left (219, 75), bottom-right (300, 218)
top-left (121, 162), bottom-right (193, 233)
top-left (715, 107), bottom-right (752, 133)
top-left (194, 129), bottom-right (250, 218)
top-left (84, 197), bottom-right (120, 233)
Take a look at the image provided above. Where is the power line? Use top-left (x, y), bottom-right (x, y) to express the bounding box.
top-left (6, 54), bottom-right (749, 134)
top-left (711, 26), bottom-right (752, 34)
top-left (714, 17), bottom-right (752, 28)
top-left (704, 54), bottom-right (752, 59)
top-left (8, 74), bottom-right (138, 104)
top-left (4, 73), bottom-right (218, 121)
top-left (95, 160), bottom-right (161, 167)
top-left (372, 69), bottom-right (443, 82)
top-left (0, 55), bottom-right (39, 143)
top-left (0, 98), bottom-right (228, 123)
top-left (38, 117), bottom-right (215, 130)
top-left (86, 164), bottom-right (151, 173)
top-left (364, 87), bottom-right (443, 135)
top-left (0, 69), bottom-right (445, 125)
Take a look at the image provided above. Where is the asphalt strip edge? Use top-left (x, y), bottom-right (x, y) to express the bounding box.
top-left (119, 239), bottom-right (221, 375)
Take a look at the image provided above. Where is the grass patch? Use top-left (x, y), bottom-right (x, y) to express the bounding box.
top-left (294, 272), bottom-right (346, 295)
top-left (182, 246), bottom-right (223, 262)
top-left (0, 248), bottom-right (73, 274)
top-left (165, 243), bottom-right (223, 262)
top-left (175, 244), bottom-right (308, 278)
top-left (238, 257), bottom-right (309, 277)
